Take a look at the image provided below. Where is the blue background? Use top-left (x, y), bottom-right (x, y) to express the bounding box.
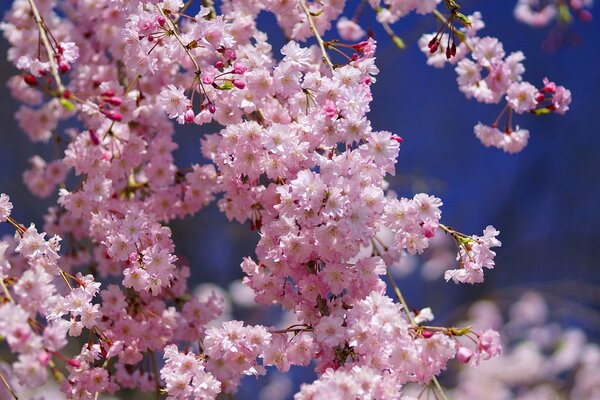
top-left (1, 1), bottom-right (599, 398)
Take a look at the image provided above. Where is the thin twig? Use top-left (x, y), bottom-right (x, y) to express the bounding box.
top-left (26, 0), bottom-right (65, 95)
top-left (0, 278), bottom-right (15, 304)
top-left (386, 269), bottom-right (416, 325)
top-left (150, 350), bottom-right (161, 400)
top-left (386, 270), bottom-right (450, 400)
top-left (156, 5), bottom-right (201, 74)
top-left (380, 20), bottom-right (405, 49)
top-left (0, 369), bottom-right (18, 400)
top-left (432, 9), bottom-right (474, 52)
top-left (298, 0), bottom-right (334, 72)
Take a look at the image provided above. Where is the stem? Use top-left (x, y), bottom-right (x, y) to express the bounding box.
top-left (5, 216), bottom-right (26, 236)
top-left (60, 271), bottom-right (73, 290)
top-left (385, 268), bottom-right (416, 325)
top-left (201, 0), bottom-right (217, 20)
top-left (0, 277), bottom-right (15, 304)
top-left (298, 0), bottom-right (334, 72)
top-left (149, 350), bottom-right (161, 400)
top-left (432, 376), bottom-right (449, 400)
top-left (380, 20), bottom-right (405, 49)
top-left (0, 369), bottom-right (18, 400)
top-left (155, 5), bottom-right (201, 74)
top-left (26, 0), bottom-right (65, 95)
top-left (385, 271), bottom-right (450, 400)
top-left (432, 9), bottom-right (474, 52)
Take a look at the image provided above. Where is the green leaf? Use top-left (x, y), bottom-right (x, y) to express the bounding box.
top-left (455, 12), bottom-right (472, 27)
top-left (392, 35), bottom-right (406, 49)
top-left (217, 81), bottom-right (234, 90)
top-left (59, 98), bottom-right (76, 111)
top-left (531, 108), bottom-right (551, 116)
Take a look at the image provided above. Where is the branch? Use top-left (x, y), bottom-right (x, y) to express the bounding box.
top-left (298, 0), bottom-right (334, 72)
top-left (156, 5), bottom-right (201, 74)
top-left (385, 269), bottom-right (449, 400)
top-left (0, 369), bottom-right (18, 400)
top-left (26, 0), bottom-right (65, 95)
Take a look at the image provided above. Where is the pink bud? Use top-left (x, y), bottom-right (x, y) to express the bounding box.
top-left (215, 60), bottom-right (224, 69)
top-left (232, 79), bottom-right (246, 90)
top-left (233, 63), bottom-right (247, 74)
top-left (128, 252), bottom-right (138, 263)
top-left (224, 49), bottom-right (236, 60)
top-left (101, 90), bottom-right (116, 97)
top-left (23, 74), bottom-right (37, 86)
top-left (157, 16), bottom-right (166, 27)
top-left (63, 90), bottom-right (72, 99)
top-left (104, 96), bottom-right (122, 106)
top-left (67, 358), bottom-right (81, 368)
top-left (101, 109), bottom-right (122, 122)
top-left (391, 135), bottom-right (403, 143)
top-left (184, 108), bottom-right (195, 123)
top-left (207, 103), bottom-right (216, 114)
top-left (37, 351), bottom-right (51, 366)
top-left (457, 346), bottom-right (473, 363)
top-left (58, 60), bottom-right (71, 73)
top-left (89, 129), bottom-right (100, 145)
top-left (421, 330), bottom-right (433, 338)
top-left (579, 10), bottom-right (593, 22)
top-left (422, 220), bottom-right (437, 239)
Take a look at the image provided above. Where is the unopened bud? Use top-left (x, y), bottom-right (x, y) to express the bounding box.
top-left (104, 96), bottom-right (122, 106)
top-left (233, 63), bottom-right (247, 74)
top-left (457, 346), bottom-right (473, 363)
top-left (89, 129), bottom-right (100, 145)
top-left (184, 109), bottom-right (195, 123)
top-left (101, 109), bottom-right (122, 122)
top-left (58, 60), bottom-right (71, 74)
top-left (232, 79), bottom-right (246, 90)
top-left (23, 74), bottom-right (37, 86)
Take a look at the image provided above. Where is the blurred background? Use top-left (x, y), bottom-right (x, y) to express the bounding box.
top-left (1, 1), bottom-right (599, 398)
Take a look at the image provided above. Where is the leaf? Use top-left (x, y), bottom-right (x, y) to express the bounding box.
top-left (59, 98), bottom-right (76, 111)
top-left (456, 12), bottom-right (472, 27)
top-left (217, 81), bottom-right (234, 90)
top-left (531, 108), bottom-right (551, 115)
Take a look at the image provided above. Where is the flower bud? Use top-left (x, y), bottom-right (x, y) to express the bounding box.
top-left (232, 79), bottom-right (246, 90)
top-left (457, 346), bottom-right (473, 364)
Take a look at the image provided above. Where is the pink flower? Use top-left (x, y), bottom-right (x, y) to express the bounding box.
top-left (0, 193), bottom-right (12, 222)
top-left (158, 84), bottom-right (191, 120)
top-left (506, 81), bottom-right (539, 114)
top-left (336, 17), bottom-right (366, 41)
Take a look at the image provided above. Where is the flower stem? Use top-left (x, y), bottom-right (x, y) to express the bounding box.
top-left (432, 8), bottom-right (474, 52)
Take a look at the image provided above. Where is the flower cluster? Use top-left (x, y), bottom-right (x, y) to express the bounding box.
top-left (420, 11), bottom-right (571, 152)
top-left (0, 0), bottom-right (575, 398)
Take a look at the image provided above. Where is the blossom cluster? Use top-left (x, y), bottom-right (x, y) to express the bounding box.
top-left (0, 0), bottom-right (575, 399)
top-left (420, 11), bottom-right (571, 153)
